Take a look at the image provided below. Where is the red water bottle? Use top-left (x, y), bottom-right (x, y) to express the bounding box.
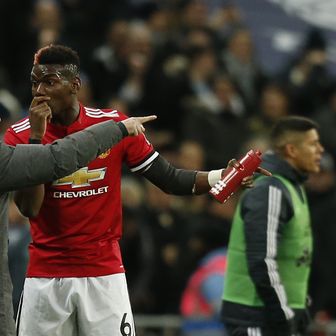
top-left (209, 149), bottom-right (262, 203)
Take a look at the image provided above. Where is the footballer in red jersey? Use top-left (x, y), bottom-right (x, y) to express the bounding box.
top-left (5, 45), bottom-right (267, 336)
top-left (5, 104), bottom-right (157, 278)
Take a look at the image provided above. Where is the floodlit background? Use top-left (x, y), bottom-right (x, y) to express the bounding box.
top-left (2, 1), bottom-right (336, 335)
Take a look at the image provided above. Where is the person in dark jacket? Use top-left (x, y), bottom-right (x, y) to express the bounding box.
top-left (0, 114), bottom-right (155, 336)
top-left (221, 116), bottom-right (324, 336)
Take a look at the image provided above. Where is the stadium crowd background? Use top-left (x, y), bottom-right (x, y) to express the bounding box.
top-left (1, 0), bottom-right (336, 334)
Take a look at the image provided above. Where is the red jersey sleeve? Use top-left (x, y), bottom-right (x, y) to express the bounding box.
top-left (111, 111), bottom-right (158, 172)
top-left (124, 133), bottom-right (158, 173)
top-left (4, 118), bottom-right (30, 146)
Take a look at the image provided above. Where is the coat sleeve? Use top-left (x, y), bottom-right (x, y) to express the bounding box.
top-left (241, 177), bottom-right (295, 329)
top-left (0, 120), bottom-right (125, 192)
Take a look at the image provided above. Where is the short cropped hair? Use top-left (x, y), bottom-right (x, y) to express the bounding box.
top-left (34, 45), bottom-right (80, 70)
top-left (270, 116), bottom-right (318, 151)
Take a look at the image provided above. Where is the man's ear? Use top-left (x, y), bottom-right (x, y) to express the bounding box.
top-left (71, 77), bottom-right (81, 93)
top-left (284, 143), bottom-right (297, 159)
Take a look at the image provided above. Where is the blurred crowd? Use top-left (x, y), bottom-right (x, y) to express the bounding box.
top-left (2, 0), bottom-right (336, 333)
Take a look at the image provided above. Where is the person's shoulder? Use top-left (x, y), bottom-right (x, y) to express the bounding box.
top-left (250, 175), bottom-right (292, 203)
top-left (82, 106), bottom-right (127, 123)
top-left (5, 116), bottom-right (30, 141)
top-left (243, 175), bottom-right (288, 200)
top-left (255, 174), bottom-right (288, 189)
top-left (8, 116), bottom-right (30, 132)
top-left (241, 175), bottom-right (291, 213)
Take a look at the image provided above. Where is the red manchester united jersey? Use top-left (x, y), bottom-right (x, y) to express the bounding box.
top-left (4, 105), bottom-right (157, 277)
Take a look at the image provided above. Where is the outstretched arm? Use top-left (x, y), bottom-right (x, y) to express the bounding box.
top-left (12, 115), bottom-right (156, 217)
top-left (142, 155), bottom-right (270, 196)
top-left (0, 116), bottom-right (156, 194)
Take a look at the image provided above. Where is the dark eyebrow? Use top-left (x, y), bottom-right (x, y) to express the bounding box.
top-left (31, 73), bottom-right (60, 81)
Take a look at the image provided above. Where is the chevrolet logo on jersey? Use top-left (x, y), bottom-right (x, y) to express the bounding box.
top-left (98, 149), bottom-right (111, 159)
top-left (53, 167), bottom-right (107, 188)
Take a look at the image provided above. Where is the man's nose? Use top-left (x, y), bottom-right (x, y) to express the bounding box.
top-left (36, 82), bottom-right (45, 95)
top-left (319, 143), bottom-right (324, 153)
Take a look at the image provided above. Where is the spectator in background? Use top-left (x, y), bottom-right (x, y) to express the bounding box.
top-left (247, 82), bottom-right (290, 139)
top-left (145, 3), bottom-right (173, 51)
top-left (186, 47), bottom-right (224, 115)
top-left (31, 0), bottom-right (63, 48)
top-left (220, 27), bottom-right (267, 113)
top-left (118, 21), bottom-right (153, 115)
top-left (0, 0), bottom-right (36, 103)
top-left (176, 141), bottom-right (208, 215)
top-left (120, 176), bottom-right (156, 313)
top-left (281, 28), bottom-right (333, 117)
top-left (89, 19), bottom-right (130, 105)
top-left (222, 116), bottom-right (324, 336)
top-left (121, 205), bottom-right (156, 313)
top-left (142, 37), bottom-right (216, 146)
top-left (207, 1), bottom-right (243, 42)
top-left (20, 0), bottom-right (65, 106)
top-left (180, 227), bottom-right (228, 336)
top-left (142, 177), bottom-right (194, 314)
top-left (141, 2), bottom-right (220, 145)
top-left (182, 72), bottom-right (249, 169)
top-left (177, 0), bottom-right (209, 33)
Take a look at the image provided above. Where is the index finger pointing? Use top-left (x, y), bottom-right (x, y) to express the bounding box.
top-left (137, 115), bottom-right (157, 124)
